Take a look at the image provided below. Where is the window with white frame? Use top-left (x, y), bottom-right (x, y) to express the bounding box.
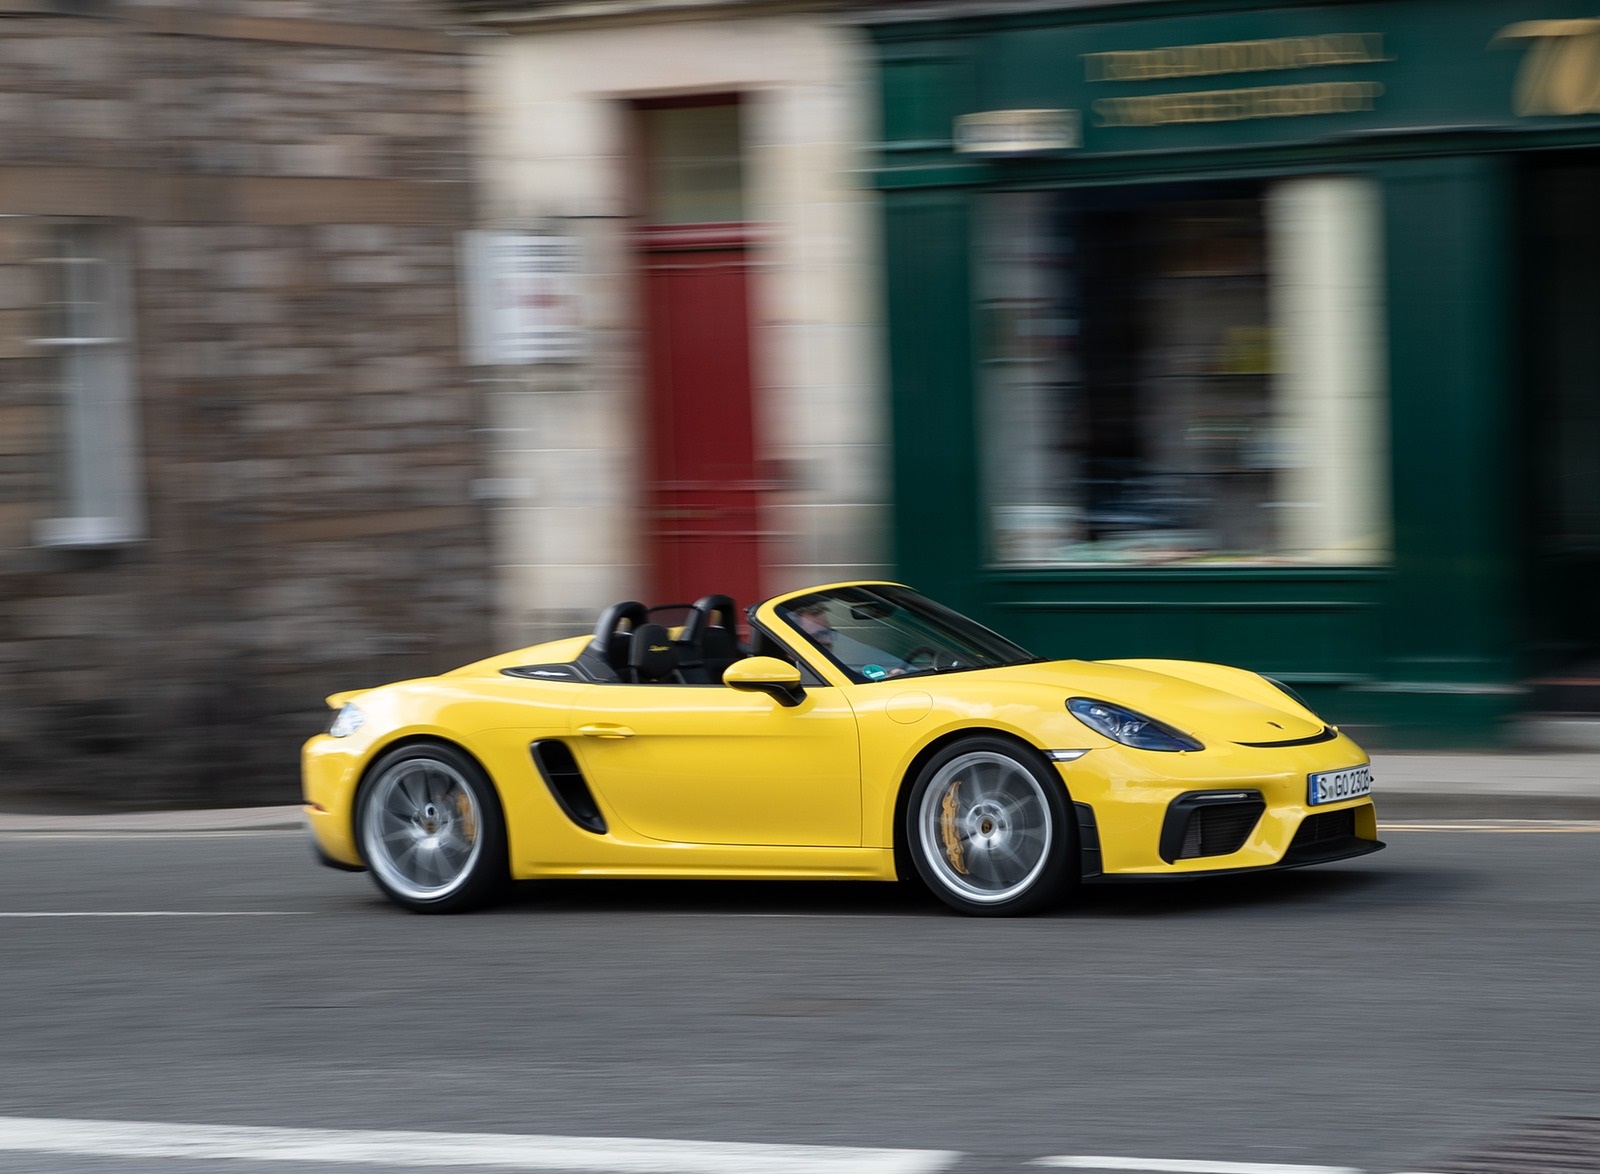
top-left (31, 221), bottom-right (144, 547)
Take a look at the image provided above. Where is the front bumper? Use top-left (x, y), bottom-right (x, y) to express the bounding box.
top-left (1055, 732), bottom-right (1384, 878)
top-left (1077, 800), bottom-right (1382, 882)
top-left (302, 733), bottom-right (365, 869)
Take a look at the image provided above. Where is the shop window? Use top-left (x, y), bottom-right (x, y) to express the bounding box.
top-left (979, 177), bottom-right (1389, 567)
top-left (31, 221), bottom-right (144, 547)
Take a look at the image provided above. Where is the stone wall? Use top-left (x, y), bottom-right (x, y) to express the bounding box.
top-left (0, 2), bottom-right (492, 808)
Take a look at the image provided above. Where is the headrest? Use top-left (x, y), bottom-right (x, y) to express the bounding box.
top-left (628, 623), bottom-right (677, 682)
top-left (588, 601), bottom-right (648, 670)
top-left (682, 594), bottom-right (738, 643)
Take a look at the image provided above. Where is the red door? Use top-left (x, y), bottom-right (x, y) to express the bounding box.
top-left (639, 225), bottom-right (764, 607)
top-left (633, 99), bottom-right (764, 608)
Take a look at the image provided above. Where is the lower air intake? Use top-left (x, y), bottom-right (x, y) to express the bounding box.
top-left (1291, 807), bottom-right (1356, 847)
top-left (1159, 791), bottom-right (1266, 863)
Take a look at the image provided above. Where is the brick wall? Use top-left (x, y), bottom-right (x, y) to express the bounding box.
top-left (0, 2), bottom-right (491, 808)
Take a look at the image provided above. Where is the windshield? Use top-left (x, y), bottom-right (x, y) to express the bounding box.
top-left (774, 585), bottom-right (1039, 683)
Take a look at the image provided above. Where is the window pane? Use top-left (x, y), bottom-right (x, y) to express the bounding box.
top-left (30, 221), bottom-right (142, 545)
top-left (979, 178), bottom-right (1389, 567)
top-left (64, 251), bottom-right (119, 342)
top-left (640, 103), bottom-right (745, 225)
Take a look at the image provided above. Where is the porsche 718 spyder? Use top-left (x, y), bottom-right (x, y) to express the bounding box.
top-left (302, 581), bottom-right (1383, 915)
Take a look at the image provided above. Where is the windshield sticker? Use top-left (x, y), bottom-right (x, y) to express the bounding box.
top-left (862, 664), bottom-right (888, 681)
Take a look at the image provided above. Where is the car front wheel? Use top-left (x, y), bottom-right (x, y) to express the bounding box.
top-left (357, 743), bottom-right (508, 913)
top-left (906, 737), bottom-right (1074, 916)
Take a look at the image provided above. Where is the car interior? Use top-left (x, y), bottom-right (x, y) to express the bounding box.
top-left (576, 594), bottom-right (761, 684)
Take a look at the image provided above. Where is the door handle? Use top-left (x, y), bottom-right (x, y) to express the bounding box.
top-left (578, 724), bottom-right (635, 739)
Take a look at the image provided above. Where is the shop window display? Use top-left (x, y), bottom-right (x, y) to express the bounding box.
top-left (980, 178), bottom-right (1389, 566)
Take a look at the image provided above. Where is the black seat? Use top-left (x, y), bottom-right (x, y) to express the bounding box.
top-left (628, 623), bottom-right (679, 683)
top-left (679, 594), bottom-right (746, 683)
top-left (582, 601), bottom-right (648, 680)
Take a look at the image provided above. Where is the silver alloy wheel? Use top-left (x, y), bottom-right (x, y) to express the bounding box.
top-left (361, 756), bottom-right (484, 903)
top-left (916, 749), bottom-right (1054, 905)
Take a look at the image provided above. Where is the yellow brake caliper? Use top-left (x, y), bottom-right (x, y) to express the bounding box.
top-left (938, 780), bottom-right (968, 875)
top-left (454, 790), bottom-right (477, 845)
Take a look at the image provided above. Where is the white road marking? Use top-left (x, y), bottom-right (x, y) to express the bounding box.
top-left (1378, 820), bottom-right (1600, 833)
top-left (679, 914), bottom-right (900, 920)
top-left (1031, 1159), bottom-right (1361, 1174)
top-left (0, 911), bottom-right (307, 918)
top-left (0, 830), bottom-right (300, 840)
top-left (0, 1116), bottom-right (959, 1173)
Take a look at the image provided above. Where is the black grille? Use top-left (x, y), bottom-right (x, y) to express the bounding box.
top-left (1292, 807), bottom-right (1356, 847)
top-left (1180, 803), bottom-right (1263, 858)
top-left (1234, 726), bottom-right (1338, 748)
top-left (1160, 791), bottom-right (1266, 862)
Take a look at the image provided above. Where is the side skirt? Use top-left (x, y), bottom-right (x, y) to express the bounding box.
top-left (514, 848), bottom-right (899, 882)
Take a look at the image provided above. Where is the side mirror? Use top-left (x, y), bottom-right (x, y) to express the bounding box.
top-left (723, 657), bottom-right (806, 708)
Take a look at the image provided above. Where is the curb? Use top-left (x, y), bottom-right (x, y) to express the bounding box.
top-left (1368, 752), bottom-right (1600, 820)
top-left (1375, 793), bottom-right (1600, 821)
top-left (0, 806), bottom-right (304, 834)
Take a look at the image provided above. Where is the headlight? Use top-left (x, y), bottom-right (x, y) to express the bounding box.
top-left (327, 703), bottom-right (364, 739)
top-left (1067, 697), bottom-right (1203, 752)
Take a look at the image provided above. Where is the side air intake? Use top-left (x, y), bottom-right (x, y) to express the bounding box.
top-left (530, 741), bottom-right (607, 834)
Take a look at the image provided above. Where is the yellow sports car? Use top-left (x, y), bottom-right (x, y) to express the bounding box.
top-left (302, 581), bottom-right (1382, 916)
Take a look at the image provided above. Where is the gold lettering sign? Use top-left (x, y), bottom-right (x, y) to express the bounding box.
top-left (1093, 81), bottom-right (1384, 127)
top-left (1084, 33), bottom-right (1387, 82)
top-left (1494, 19), bottom-right (1600, 115)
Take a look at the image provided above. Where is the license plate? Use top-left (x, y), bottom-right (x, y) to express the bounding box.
top-left (1307, 764), bottom-right (1372, 806)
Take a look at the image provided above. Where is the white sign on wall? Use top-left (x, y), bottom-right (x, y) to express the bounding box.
top-left (462, 231), bottom-right (585, 365)
top-left (954, 109), bottom-right (1081, 155)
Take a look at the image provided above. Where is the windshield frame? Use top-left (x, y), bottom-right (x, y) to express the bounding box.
top-left (772, 584), bottom-right (1039, 685)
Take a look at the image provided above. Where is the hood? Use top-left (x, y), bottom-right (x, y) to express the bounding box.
top-left (998, 659), bottom-right (1324, 746)
top-left (443, 635), bottom-right (593, 678)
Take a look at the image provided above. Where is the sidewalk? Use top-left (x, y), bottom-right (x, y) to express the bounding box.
top-left (0, 751), bottom-right (1594, 831)
top-left (1366, 751), bottom-right (1600, 819)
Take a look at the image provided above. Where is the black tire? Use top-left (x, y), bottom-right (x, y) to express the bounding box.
top-left (355, 742), bottom-right (509, 914)
top-left (904, 736), bottom-right (1075, 916)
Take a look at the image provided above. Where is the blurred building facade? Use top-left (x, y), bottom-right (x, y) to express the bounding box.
top-left (452, 0), bottom-right (887, 645)
top-left (0, 0), bottom-right (491, 803)
top-left (454, 0), bottom-right (1600, 746)
top-left (5, 0), bottom-right (1594, 816)
top-left (864, 0), bottom-right (1600, 745)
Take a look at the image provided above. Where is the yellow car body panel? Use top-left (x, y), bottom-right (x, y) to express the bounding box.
top-left (304, 580), bottom-right (1381, 898)
top-left (1052, 735), bottom-right (1372, 873)
top-left (840, 667), bottom-right (1369, 872)
top-left (304, 674), bottom-right (585, 870)
top-left (560, 683), bottom-right (861, 848)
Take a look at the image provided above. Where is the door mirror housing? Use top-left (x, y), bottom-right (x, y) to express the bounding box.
top-left (723, 657), bottom-right (806, 707)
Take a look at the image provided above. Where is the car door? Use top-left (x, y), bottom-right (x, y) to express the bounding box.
top-left (564, 681), bottom-right (860, 847)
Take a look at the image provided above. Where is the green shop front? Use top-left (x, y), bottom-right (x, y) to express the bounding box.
top-left (868, 0), bottom-right (1600, 746)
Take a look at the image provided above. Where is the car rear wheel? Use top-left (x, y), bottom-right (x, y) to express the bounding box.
top-left (906, 736), bottom-right (1074, 916)
top-left (357, 743), bottom-right (508, 914)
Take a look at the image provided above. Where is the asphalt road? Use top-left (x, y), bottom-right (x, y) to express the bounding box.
top-left (1, 824), bottom-right (1598, 1174)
